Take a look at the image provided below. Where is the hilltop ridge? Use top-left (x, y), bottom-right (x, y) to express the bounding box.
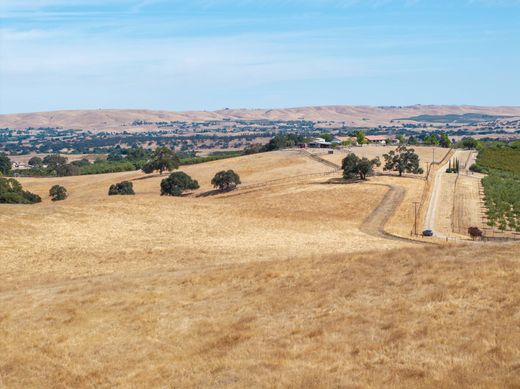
top-left (1, 105), bottom-right (520, 131)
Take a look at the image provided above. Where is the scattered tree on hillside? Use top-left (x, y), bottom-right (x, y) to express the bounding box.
top-left (0, 153), bottom-right (12, 176)
top-left (0, 177), bottom-right (41, 204)
top-left (142, 147), bottom-right (180, 175)
top-left (383, 146), bottom-right (424, 176)
top-left (342, 153), bottom-right (380, 180)
top-left (49, 185), bottom-right (68, 201)
top-left (28, 156), bottom-right (43, 167)
top-left (212, 170), bottom-right (241, 191)
top-left (160, 171), bottom-right (199, 196)
top-left (108, 181), bottom-right (135, 195)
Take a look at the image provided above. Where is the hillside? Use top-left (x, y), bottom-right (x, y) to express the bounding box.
top-left (1, 150), bottom-right (519, 387)
top-left (1, 105), bottom-right (520, 131)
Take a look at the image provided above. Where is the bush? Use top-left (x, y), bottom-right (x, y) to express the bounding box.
top-left (49, 185), bottom-right (68, 201)
top-left (468, 227), bottom-right (483, 240)
top-left (211, 170), bottom-right (241, 191)
top-left (0, 177), bottom-right (41, 204)
top-left (160, 172), bottom-right (199, 196)
top-left (108, 181), bottom-right (135, 196)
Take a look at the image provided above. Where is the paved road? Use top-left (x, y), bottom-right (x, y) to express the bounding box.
top-left (423, 150), bottom-right (472, 238)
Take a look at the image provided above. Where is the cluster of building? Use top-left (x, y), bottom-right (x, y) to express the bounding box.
top-left (303, 135), bottom-right (399, 149)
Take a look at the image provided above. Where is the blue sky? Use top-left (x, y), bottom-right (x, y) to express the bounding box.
top-left (0, 0), bottom-right (519, 114)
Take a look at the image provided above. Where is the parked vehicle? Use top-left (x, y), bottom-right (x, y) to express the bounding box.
top-left (422, 229), bottom-right (434, 237)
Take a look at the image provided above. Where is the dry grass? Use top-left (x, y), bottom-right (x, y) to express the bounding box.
top-left (1, 244), bottom-right (520, 388)
top-left (1, 150), bottom-right (519, 388)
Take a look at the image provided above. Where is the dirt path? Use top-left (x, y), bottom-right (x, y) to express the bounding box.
top-left (360, 184), bottom-right (417, 243)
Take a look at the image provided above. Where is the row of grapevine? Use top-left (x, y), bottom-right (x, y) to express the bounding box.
top-left (479, 146), bottom-right (520, 232)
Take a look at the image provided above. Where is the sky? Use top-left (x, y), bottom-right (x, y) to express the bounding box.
top-left (0, 0), bottom-right (519, 114)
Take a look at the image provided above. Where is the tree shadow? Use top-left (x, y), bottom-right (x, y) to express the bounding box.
top-left (196, 188), bottom-right (236, 197)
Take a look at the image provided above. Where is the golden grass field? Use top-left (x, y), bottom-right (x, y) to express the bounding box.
top-left (1, 150), bottom-right (520, 388)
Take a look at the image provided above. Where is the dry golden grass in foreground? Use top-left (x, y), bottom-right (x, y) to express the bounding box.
top-left (1, 150), bottom-right (519, 388)
top-left (1, 244), bottom-right (520, 388)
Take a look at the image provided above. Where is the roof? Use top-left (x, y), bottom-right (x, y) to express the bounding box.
top-left (366, 135), bottom-right (390, 141)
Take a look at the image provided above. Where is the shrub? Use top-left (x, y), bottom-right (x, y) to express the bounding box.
top-left (468, 227), bottom-right (483, 240)
top-left (211, 170), bottom-right (241, 191)
top-left (108, 181), bottom-right (135, 196)
top-left (0, 177), bottom-right (41, 204)
top-left (49, 185), bottom-right (68, 201)
top-left (160, 172), bottom-right (199, 196)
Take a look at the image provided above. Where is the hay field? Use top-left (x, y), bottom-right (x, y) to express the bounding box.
top-left (2, 150), bottom-right (519, 388)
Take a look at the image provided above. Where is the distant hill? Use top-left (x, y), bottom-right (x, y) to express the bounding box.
top-left (1, 105), bottom-right (520, 131)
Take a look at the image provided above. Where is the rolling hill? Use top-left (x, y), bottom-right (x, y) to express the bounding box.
top-left (1, 105), bottom-right (520, 131)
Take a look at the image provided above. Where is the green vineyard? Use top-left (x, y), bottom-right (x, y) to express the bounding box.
top-left (476, 145), bottom-right (520, 232)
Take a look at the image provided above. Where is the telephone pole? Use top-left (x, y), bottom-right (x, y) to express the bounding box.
top-left (413, 201), bottom-right (420, 236)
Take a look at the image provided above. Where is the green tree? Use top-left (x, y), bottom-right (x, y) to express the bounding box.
top-left (108, 181), bottom-right (135, 195)
top-left (439, 132), bottom-right (452, 148)
top-left (383, 146), bottom-right (424, 176)
top-left (28, 156), bottom-right (43, 167)
top-left (341, 154), bottom-right (380, 180)
top-left (423, 134), bottom-right (439, 146)
top-left (320, 133), bottom-right (333, 142)
top-left (49, 185), bottom-right (68, 201)
top-left (142, 147), bottom-right (180, 175)
top-left (160, 172), bottom-right (199, 196)
top-left (43, 154), bottom-right (68, 169)
top-left (397, 134), bottom-right (406, 144)
top-left (107, 151), bottom-right (124, 162)
top-left (71, 158), bottom-right (91, 167)
top-left (460, 138), bottom-right (481, 150)
top-left (0, 177), bottom-right (41, 204)
top-left (356, 131), bottom-right (367, 145)
top-left (211, 170), bottom-right (241, 191)
top-left (0, 153), bottom-right (12, 176)
top-left (55, 163), bottom-right (80, 177)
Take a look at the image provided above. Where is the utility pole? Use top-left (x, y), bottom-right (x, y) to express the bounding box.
top-left (413, 201), bottom-right (420, 236)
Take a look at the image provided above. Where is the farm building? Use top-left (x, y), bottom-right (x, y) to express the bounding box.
top-left (307, 137), bottom-right (342, 148)
top-left (366, 135), bottom-right (398, 145)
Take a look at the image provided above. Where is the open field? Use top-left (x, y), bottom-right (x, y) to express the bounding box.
top-left (2, 149), bottom-right (519, 387)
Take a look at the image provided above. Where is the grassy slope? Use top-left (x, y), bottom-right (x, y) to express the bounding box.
top-left (1, 150), bottom-right (519, 387)
top-left (1, 244), bottom-right (519, 388)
